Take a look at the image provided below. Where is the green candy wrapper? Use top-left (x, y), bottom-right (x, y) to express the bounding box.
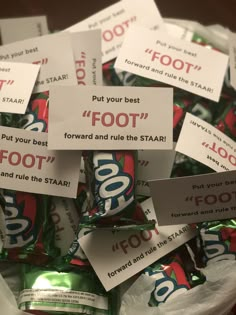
top-left (198, 219), bottom-right (236, 265)
top-left (65, 226), bottom-right (91, 268)
top-left (102, 60), bottom-right (136, 87)
top-left (15, 91), bottom-right (49, 132)
top-left (0, 112), bottom-right (20, 128)
top-left (0, 190), bottom-right (59, 265)
top-left (0, 91), bottom-right (60, 264)
top-left (214, 98), bottom-right (236, 141)
top-left (144, 245), bottom-right (205, 307)
top-left (18, 265), bottom-right (117, 315)
top-left (65, 184), bottom-right (90, 267)
top-left (82, 150), bottom-right (154, 230)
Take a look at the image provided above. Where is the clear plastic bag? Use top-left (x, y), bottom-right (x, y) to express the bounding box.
top-left (120, 260), bottom-right (236, 315)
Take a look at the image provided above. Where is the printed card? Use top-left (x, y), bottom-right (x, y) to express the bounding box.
top-left (0, 32), bottom-right (77, 93)
top-left (48, 86), bottom-right (173, 150)
top-left (149, 170), bottom-right (236, 225)
top-left (0, 61), bottom-right (40, 114)
top-left (141, 197), bottom-right (158, 221)
top-left (136, 148), bottom-right (176, 196)
top-left (115, 26), bottom-right (229, 101)
top-left (79, 196), bottom-right (197, 291)
top-left (70, 30), bottom-right (102, 86)
top-left (65, 0), bottom-right (165, 63)
top-left (229, 31), bottom-right (236, 90)
top-left (0, 16), bottom-right (49, 44)
top-left (0, 127), bottom-right (81, 198)
top-left (176, 113), bottom-right (236, 172)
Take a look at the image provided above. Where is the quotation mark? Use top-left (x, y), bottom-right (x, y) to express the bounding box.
top-left (138, 160), bottom-right (149, 167)
top-left (0, 79), bottom-right (14, 90)
top-left (112, 243), bottom-right (120, 252)
top-left (185, 196), bottom-right (193, 202)
top-left (145, 48), bottom-right (153, 54)
top-left (33, 58), bottom-right (48, 65)
top-left (81, 52), bottom-right (86, 59)
top-left (194, 65), bottom-right (201, 71)
top-left (202, 142), bottom-right (209, 148)
top-left (6, 80), bottom-right (14, 85)
top-left (83, 110), bottom-right (91, 117)
top-left (140, 113), bottom-right (148, 119)
top-left (46, 156), bottom-right (55, 163)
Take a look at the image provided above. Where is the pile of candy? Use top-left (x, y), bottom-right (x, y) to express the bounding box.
top-left (0, 1), bottom-right (236, 315)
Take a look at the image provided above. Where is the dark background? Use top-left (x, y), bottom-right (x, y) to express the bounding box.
top-left (0, 0), bottom-right (235, 32)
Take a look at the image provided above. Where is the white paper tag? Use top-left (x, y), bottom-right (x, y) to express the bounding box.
top-left (149, 170), bottom-right (236, 225)
top-left (137, 148), bottom-right (176, 196)
top-left (115, 26), bottom-right (229, 101)
top-left (0, 16), bottom-right (49, 44)
top-left (79, 201), bottom-right (197, 291)
top-left (70, 30), bottom-right (102, 86)
top-left (0, 33), bottom-right (77, 93)
top-left (0, 127), bottom-right (81, 198)
top-left (229, 31), bottom-right (236, 90)
top-left (65, 0), bottom-right (165, 63)
top-left (176, 113), bottom-right (236, 173)
top-left (48, 86), bottom-right (173, 150)
top-left (0, 61), bottom-right (40, 114)
top-left (141, 197), bottom-right (158, 221)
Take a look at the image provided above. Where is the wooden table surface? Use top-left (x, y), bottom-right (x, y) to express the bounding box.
top-left (0, 0), bottom-right (235, 32)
